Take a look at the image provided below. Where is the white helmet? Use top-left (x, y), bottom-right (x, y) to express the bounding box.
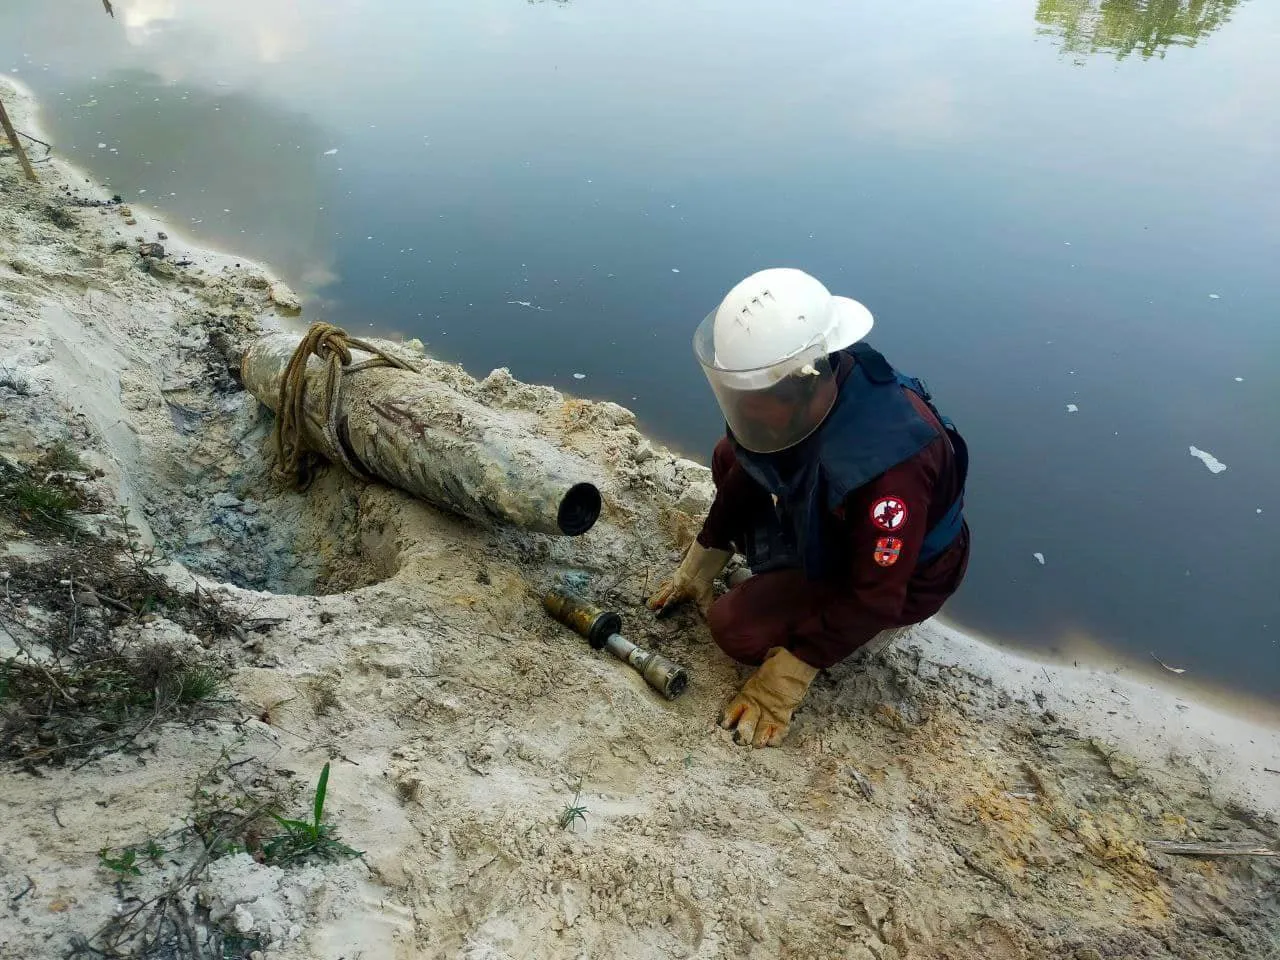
top-left (693, 269), bottom-right (874, 453)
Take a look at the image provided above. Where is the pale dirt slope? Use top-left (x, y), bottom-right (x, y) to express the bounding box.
top-left (2, 78), bottom-right (1278, 960)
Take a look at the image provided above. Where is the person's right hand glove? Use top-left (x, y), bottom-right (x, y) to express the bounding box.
top-left (720, 646), bottom-right (818, 747)
top-left (646, 541), bottom-right (731, 617)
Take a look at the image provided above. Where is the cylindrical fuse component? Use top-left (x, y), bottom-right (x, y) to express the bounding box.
top-left (543, 588), bottom-right (689, 700)
top-left (601, 633), bottom-right (689, 700)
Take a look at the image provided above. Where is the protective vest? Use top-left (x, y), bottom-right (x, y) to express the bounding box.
top-left (733, 344), bottom-right (968, 579)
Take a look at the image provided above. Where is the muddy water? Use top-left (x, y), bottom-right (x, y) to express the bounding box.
top-left (2, 0), bottom-right (1277, 701)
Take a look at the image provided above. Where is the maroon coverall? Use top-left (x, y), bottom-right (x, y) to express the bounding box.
top-left (697, 367), bottom-right (969, 670)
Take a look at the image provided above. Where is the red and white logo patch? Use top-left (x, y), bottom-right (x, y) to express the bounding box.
top-left (874, 538), bottom-right (903, 567)
top-left (870, 496), bottom-right (908, 533)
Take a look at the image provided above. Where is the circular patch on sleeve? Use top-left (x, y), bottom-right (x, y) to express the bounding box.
top-left (870, 496), bottom-right (909, 532)
top-left (874, 538), bottom-right (903, 567)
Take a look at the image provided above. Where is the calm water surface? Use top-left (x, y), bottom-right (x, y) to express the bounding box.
top-left (3, 1), bottom-right (1277, 701)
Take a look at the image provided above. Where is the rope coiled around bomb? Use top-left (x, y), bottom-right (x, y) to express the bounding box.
top-left (273, 322), bottom-right (420, 484)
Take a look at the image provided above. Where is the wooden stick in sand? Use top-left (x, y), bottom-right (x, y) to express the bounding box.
top-left (0, 94), bottom-right (38, 182)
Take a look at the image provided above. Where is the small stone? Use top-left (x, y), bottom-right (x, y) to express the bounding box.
top-left (124, 217), bottom-right (138, 226)
top-left (742, 916), bottom-right (766, 942)
top-left (143, 257), bottom-right (176, 279)
top-left (231, 904), bottom-right (255, 934)
top-left (157, 231), bottom-right (168, 240)
top-left (861, 892), bottom-right (891, 928)
top-left (675, 479), bottom-right (715, 516)
top-left (269, 281), bottom-right (303, 314)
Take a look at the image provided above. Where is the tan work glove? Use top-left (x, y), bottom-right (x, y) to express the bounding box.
top-left (720, 647), bottom-right (819, 748)
top-left (646, 541), bottom-right (731, 617)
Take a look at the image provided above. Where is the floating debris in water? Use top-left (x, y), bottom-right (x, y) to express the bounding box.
top-left (573, 373), bottom-right (586, 380)
top-left (1235, 377), bottom-right (1244, 382)
top-left (1188, 446), bottom-right (1227, 474)
top-left (1208, 293), bottom-right (1220, 299)
top-left (1066, 404), bottom-right (1078, 413)
top-left (1033, 553), bottom-right (1045, 565)
top-left (97, 142), bottom-right (106, 148)
top-left (323, 148), bottom-right (338, 156)
top-left (671, 268), bottom-right (681, 273)
top-left (1150, 652), bottom-right (1186, 675)
top-left (506, 300), bottom-right (548, 313)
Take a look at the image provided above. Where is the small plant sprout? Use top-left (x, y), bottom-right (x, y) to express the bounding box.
top-left (98, 846), bottom-right (142, 877)
top-left (261, 762), bottom-right (362, 864)
top-left (558, 776), bottom-right (588, 832)
top-left (115, 505), bottom-right (160, 574)
top-left (143, 839), bottom-right (166, 864)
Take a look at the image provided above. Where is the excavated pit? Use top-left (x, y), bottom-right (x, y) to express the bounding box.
top-left (139, 410), bottom-right (405, 597)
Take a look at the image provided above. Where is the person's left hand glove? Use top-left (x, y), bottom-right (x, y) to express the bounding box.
top-left (719, 646), bottom-right (818, 748)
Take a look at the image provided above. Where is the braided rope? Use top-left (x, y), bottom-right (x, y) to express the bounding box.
top-left (273, 322), bottom-right (419, 484)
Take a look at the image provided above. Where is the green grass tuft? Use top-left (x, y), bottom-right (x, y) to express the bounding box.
top-left (11, 479), bottom-right (78, 520)
top-left (38, 439), bottom-right (89, 474)
top-left (175, 665), bottom-right (222, 704)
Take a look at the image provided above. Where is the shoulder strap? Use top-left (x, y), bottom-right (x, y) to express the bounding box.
top-left (847, 342), bottom-right (895, 384)
top-left (849, 343), bottom-right (935, 402)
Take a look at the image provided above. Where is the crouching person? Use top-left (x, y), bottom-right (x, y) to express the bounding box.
top-left (650, 269), bottom-right (970, 747)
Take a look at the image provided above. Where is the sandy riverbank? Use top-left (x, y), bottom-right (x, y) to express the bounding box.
top-left (2, 76), bottom-right (1277, 960)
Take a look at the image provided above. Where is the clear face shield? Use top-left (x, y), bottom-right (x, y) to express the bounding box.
top-left (693, 312), bottom-right (839, 454)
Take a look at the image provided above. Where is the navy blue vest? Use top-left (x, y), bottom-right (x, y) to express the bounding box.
top-left (733, 344), bottom-right (967, 579)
